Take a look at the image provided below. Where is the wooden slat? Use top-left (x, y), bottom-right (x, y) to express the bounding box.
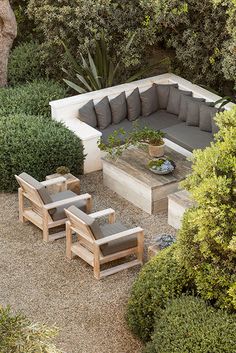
top-left (95, 227), bottom-right (143, 246)
top-left (89, 208), bottom-right (115, 219)
top-left (44, 193), bottom-right (91, 210)
top-left (71, 243), bottom-right (94, 266)
top-left (41, 176), bottom-right (66, 187)
top-left (100, 247), bottom-right (137, 264)
top-left (48, 231), bottom-right (65, 242)
top-left (100, 259), bottom-right (142, 278)
top-left (23, 210), bottom-right (43, 229)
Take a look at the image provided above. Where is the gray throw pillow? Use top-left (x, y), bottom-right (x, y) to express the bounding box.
top-left (167, 87), bottom-right (192, 115)
top-left (110, 91), bottom-right (127, 124)
top-left (95, 96), bottom-right (112, 130)
top-left (140, 84), bottom-right (158, 117)
top-left (212, 111), bottom-right (220, 135)
top-left (78, 100), bottom-right (97, 128)
top-left (127, 88), bottom-right (141, 121)
top-left (154, 83), bottom-right (178, 110)
top-left (186, 97), bottom-right (206, 127)
top-left (199, 105), bottom-right (218, 133)
top-left (179, 95), bottom-right (205, 122)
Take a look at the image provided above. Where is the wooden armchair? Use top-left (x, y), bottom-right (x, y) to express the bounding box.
top-left (65, 206), bottom-right (144, 279)
top-left (15, 172), bottom-right (92, 242)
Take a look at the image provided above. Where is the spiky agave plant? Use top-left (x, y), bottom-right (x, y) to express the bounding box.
top-left (62, 31), bottom-right (169, 93)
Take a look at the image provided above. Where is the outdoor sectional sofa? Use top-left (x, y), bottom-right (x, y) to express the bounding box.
top-left (50, 73), bottom-right (234, 173)
top-left (77, 83), bottom-right (219, 152)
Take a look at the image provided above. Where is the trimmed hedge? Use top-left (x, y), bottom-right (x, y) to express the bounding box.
top-left (126, 245), bottom-right (193, 342)
top-left (0, 114), bottom-right (85, 192)
top-left (8, 42), bottom-right (45, 85)
top-left (144, 296), bottom-right (236, 353)
top-left (0, 80), bottom-right (67, 118)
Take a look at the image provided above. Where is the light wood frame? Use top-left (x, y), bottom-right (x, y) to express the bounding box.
top-left (15, 175), bottom-right (92, 242)
top-left (65, 208), bottom-right (144, 279)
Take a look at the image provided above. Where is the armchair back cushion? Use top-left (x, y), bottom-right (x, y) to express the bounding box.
top-left (78, 100), bottom-right (97, 128)
top-left (95, 96), bottom-right (112, 130)
top-left (127, 87), bottom-right (141, 121)
top-left (110, 91), bottom-right (127, 124)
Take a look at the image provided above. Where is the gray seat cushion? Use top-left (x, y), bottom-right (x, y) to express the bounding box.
top-left (78, 100), bottom-right (97, 128)
top-left (110, 91), bottom-right (127, 124)
top-left (140, 85), bottom-right (158, 117)
top-left (95, 96), bottom-right (112, 130)
top-left (100, 222), bottom-right (137, 256)
top-left (154, 83), bottom-right (178, 110)
top-left (51, 191), bottom-right (87, 221)
top-left (167, 87), bottom-right (192, 115)
top-left (127, 87), bottom-right (141, 121)
top-left (163, 123), bottom-right (213, 152)
top-left (99, 110), bottom-right (181, 144)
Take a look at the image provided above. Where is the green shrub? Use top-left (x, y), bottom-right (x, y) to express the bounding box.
top-left (126, 245), bottom-right (193, 342)
top-left (8, 42), bottom-right (45, 85)
top-left (0, 305), bottom-right (62, 353)
top-left (176, 107), bottom-right (236, 310)
top-left (144, 296), bottom-right (236, 353)
top-left (0, 80), bottom-right (67, 118)
top-left (0, 114), bottom-right (85, 192)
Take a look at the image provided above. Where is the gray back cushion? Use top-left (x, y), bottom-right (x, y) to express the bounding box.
top-left (67, 206), bottom-right (104, 240)
top-left (95, 96), bottom-right (112, 130)
top-left (127, 87), bottom-right (141, 121)
top-left (186, 98), bottom-right (207, 127)
top-left (155, 83), bottom-right (178, 110)
top-left (167, 87), bottom-right (192, 115)
top-left (110, 91), bottom-right (127, 124)
top-left (179, 95), bottom-right (205, 122)
top-left (199, 105), bottom-right (218, 133)
top-left (140, 84), bottom-right (158, 117)
top-left (78, 100), bottom-right (97, 128)
top-left (18, 172), bottom-right (53, 208)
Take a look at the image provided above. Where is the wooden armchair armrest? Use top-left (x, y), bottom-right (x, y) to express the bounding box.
top-left (95, 227), bottom-right (143, 246)
top-left (89, 208), bottom-right (115, 219)
top-left (43, 193), bottom-right (91, 210)
top-left (41, 176), bottom-right (66, 187)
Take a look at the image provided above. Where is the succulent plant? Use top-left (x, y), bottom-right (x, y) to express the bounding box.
top-left (55, 166), bottom-right (70, 175)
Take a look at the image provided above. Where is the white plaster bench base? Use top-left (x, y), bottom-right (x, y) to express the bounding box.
top-left (168, 190), bottom-right (194, 229)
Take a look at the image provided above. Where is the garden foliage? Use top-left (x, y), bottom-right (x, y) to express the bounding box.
top-left (0, 305), bottom-right (62, 353)
top-left (144, 296), bottom-right (236, 353)
top-left (0, 114), bottom-right (85, 192)
top-left (0, 80), bottom-right (66, 118)
top-left (177, 107), bottom-right (236, 310)
top-left (8, 42), bottom-right (45, 85)
top-left (126, 245), bottom-right (193, 341)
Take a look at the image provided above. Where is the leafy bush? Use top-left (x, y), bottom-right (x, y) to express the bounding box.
top-left (176, 107), bottom-right (236, 310)
top-left (0, 305), bottom-right (62, 353)
top-left (0, 114), bottom-right (85, 192)
top-left (126, 245), bottom-right (193, 341)
top-left (0, 80), bottom-right (66, 118)
top-left (8, 42), bottom-right (45, 85)
top-left (144, 296), bottom-right (236, 353)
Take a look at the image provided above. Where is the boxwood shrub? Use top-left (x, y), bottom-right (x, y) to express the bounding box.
top-left (8, 42), bottom-right (45, 85)
top-left (126, 245), bottom-right (193, 342)
top-left (0, 114), bottom-right (85, 192)
top-left (144, 296), bottom-right (236, 353)
top-left (0, 80), bottom-right (67, 118)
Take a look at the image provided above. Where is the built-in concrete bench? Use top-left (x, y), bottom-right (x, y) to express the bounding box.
top-left (168, 190), bottom-right (195, 229)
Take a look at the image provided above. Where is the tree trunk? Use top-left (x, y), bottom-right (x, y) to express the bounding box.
top-left (0, 0), bottom-right (17, 87)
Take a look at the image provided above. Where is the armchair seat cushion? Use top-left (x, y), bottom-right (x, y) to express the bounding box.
top-left (51, 190), bottom-right (87, 221)
top-left (100, 222), bottom-right (137, 256)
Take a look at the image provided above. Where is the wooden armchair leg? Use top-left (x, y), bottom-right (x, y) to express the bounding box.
top-left (93, 246), bottom-right (101, 280)
top-left (86, 197), bottom-right (92, 214)
top-left (66, 222), bottom-right (73, 260)
top-left (18, 188), bottom-right (26, 223)
top-left (42, 210), bottom-right (49, 242)
top-left (137, 231), bottom-right (144, 264)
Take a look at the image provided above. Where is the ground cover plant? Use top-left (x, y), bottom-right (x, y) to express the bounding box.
top-left (144, 296), bottom-right (236, 353)
top-left (0, 305), bottom-right (61, 353)
top-left (0, 80), bottom-right (66, 118)
top-left (0, 114), bottom-right (85, 192)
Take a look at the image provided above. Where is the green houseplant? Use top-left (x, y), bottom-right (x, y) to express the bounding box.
top-left (98, 124), bottom-right (165, 159)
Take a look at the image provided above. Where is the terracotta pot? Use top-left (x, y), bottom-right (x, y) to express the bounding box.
top-left (148, 143), bottom-right (165, 157)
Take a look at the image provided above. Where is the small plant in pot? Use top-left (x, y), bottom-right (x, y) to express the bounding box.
top-left (55, 166), bottom-right (70, 175)
top-left (98, 124), bottom-right (165, 159)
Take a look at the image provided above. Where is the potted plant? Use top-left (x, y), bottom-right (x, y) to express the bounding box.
top-left (55, 166), bottom-right (70, 176)
top-left (98, 124), bottom-right (165, 159)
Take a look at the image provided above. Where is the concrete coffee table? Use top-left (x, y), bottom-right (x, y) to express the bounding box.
top-left (102, 146), bottom-right (191, 214)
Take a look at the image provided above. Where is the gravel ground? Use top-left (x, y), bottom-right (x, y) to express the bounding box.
top-left (0, 171), bottom-right (176, 353)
